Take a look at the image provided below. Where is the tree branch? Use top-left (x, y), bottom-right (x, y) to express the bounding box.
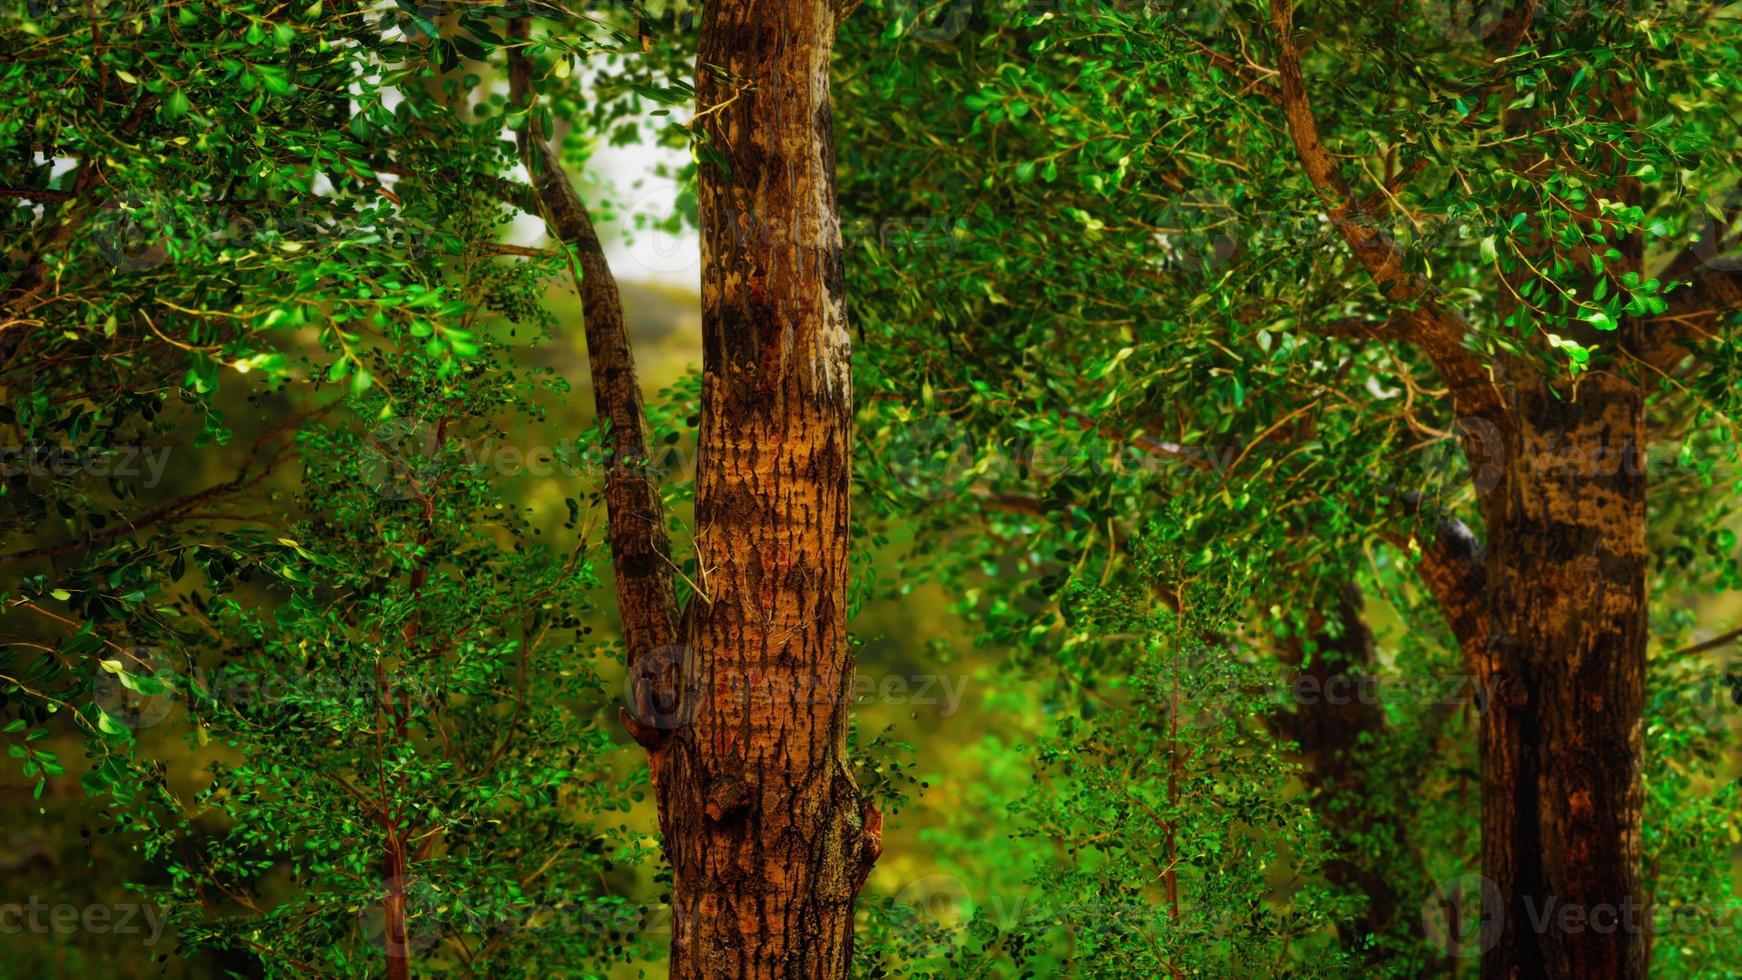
top-left (1396, 492), bottom-right (1490, 672)
top-left (1312, 312), bottom-right (1410, 341)
top-left (0, 186), bottom-right (77, 202)
top-left (1628, 243), bottom-right (1739, 370)
top-left (1268, 0), bottom-right (1509, 439)
top-left (506, 21), bottom-right (680, 749)
top-left (1663, 624), bottom-right (1742, 661)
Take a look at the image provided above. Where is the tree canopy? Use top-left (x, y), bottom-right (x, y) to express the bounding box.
top-left (4, 0), bottom-right (1742, 977)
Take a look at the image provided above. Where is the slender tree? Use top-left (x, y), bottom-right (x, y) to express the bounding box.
top-left (0, 3), bottom-right (692, 976)
top-left (510, 4), bottom-right (879, 973)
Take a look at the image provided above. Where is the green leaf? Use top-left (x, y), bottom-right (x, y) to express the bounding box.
top-left (96, 710), bottom-right (132, 740)
top-left (255, 64), bottom-right (294, 96)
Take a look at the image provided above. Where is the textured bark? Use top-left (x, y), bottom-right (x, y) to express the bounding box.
top-left (506, 23), bottom-right (682, 729)
top-left (507, 10), bottom-right (871, 972)
top-left (647, 0), bottom-right (878, 976)
top-left (1410, 509), bottom-right (1491, 669)
top-left (1471, 32), bottom-right (1650, 972)
top-left (1267, 5), bottom-right (1655, 965)
top-left (1481, 372), bottom-right (1648, 979)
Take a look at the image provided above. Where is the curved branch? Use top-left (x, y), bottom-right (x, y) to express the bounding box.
top-left (506, 22), bottom-right (680, 748)
top-left (1268, 0), bottom-right (1510, 441)
top-left (1397, 492), bottom-right (1490, 671)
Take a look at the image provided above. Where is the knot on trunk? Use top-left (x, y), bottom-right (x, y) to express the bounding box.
top-left (853, 799), bottom-right (884, 892)
top-left (705, 771), bottom-right (755, 823)
top-left (622, 643), bottom-right (694, 750)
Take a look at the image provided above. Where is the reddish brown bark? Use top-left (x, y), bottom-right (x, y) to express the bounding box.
top-left (510, 7), bottom-right (874, 975)
top-left (646, 1), bottom-right (878, 975)
top-left (1479, 372), bottom-right (1648, 979)
top-left (1266, 6), bottom-right (1653, 973)
top-left (1272, 585), bottom-right (1413, 954)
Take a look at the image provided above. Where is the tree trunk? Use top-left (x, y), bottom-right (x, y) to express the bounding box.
top-left (1273, 582), bottom-right (1452, 967)
top-left (651, 0), bottom-right (879, 976)
top-left (1481, 371), bottom-right (1648, 978)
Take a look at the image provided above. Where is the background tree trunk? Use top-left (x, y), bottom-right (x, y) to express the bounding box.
top-left (651, 0), bottom-right (879, 975)
top-left (1482, 372), bottom-right (1648, 979)
top-left (1272, 584), bottom-right (1409, 956)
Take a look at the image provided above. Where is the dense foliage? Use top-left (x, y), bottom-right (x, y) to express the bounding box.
top-left (2, 0), bottom-right (1740, 976)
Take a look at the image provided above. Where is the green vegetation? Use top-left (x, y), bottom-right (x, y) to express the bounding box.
top-left (3, 1), bottom-right (1740, 977)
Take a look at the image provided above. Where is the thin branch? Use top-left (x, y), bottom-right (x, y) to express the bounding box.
top-left (0, 186), bottom-right (77, 202)
top-left (0, 403), bottom-right (333, 563)
top-left (1663, 625), bottom-right (1742, 661)
top-left (506, 19), bottom-right (680, 749)
top-left (1311, 312), bottom-right (1411, 341)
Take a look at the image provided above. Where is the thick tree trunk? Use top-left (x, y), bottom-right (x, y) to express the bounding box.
top-left (649, 0), bottom-right (879, 976)
top-left (505, 10), bottom-right (872, 972)
top-left (1481, 372), bottom-right (1647, 979)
